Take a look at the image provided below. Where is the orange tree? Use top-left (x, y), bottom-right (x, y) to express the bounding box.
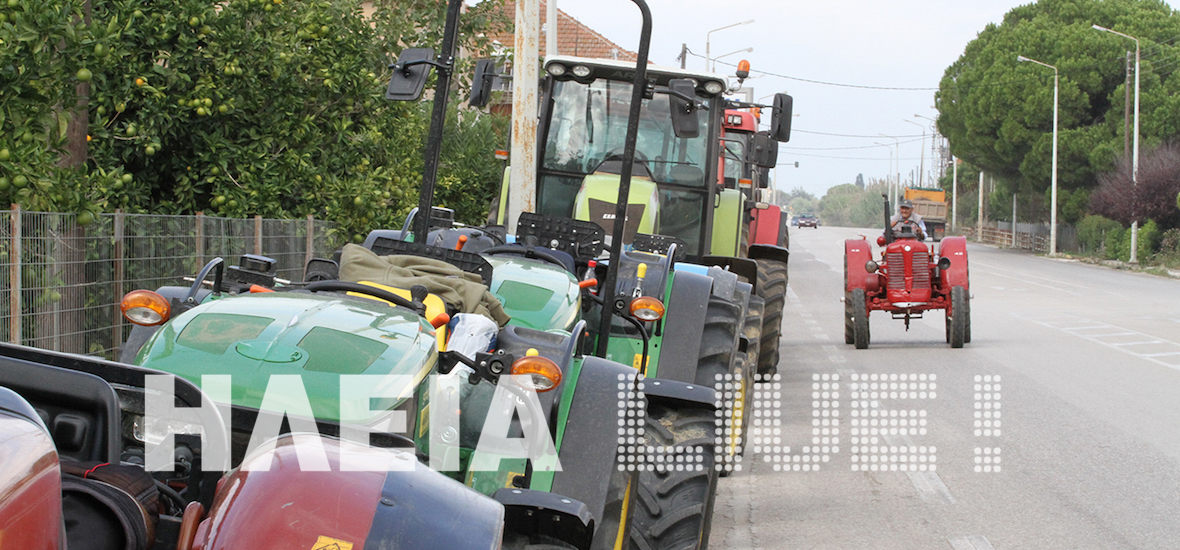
top-left (0, 0), bottom-right (508, 238)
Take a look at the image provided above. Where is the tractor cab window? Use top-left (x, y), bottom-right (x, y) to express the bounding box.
top-left (539, 78), bottom-right (713, 253)
top-left (721, 137), bottom-right (746, 187)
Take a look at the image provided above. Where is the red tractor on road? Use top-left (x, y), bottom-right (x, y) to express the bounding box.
top-left (844, 196), bottom-right (971, 349)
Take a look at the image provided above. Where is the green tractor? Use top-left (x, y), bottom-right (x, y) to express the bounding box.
top-left (480, 46), bottom-right (794, 482)
top-left (113, 1), bottom-right (723, 548)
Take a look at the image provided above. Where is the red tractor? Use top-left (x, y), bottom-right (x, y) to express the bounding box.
top-left (844, 196), bottom-right (971, 349)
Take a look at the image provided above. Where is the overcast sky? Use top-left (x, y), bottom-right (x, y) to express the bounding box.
top-left (545, 0), bottom-right (1176, 199)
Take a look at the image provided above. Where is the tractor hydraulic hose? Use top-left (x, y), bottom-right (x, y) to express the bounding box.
top-left (616, 311), bottom-right (651, 376)
top-left (596, 0), bottom-right (653, 358)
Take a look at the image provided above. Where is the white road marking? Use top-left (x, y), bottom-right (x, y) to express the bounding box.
top-left (882, 432), bottom-right (956, 504)
top-left (1021, 314), bottom-right (1180, 371)
top-left (948, 535), bottom-right (996, 550)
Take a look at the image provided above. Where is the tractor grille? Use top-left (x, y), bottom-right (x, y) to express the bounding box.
top-left (886, 251), bottom-right (931, 291)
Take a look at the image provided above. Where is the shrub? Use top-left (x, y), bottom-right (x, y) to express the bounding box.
top-left (1076, 214), bottom-right (1123, 254)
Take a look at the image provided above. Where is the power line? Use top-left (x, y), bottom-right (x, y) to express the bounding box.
top-left (794, 129), bottom-right (925, 139)
top-left (684, 48), bottom-right (939, 91)
top-left (782, 136), bottom-right (924, 151)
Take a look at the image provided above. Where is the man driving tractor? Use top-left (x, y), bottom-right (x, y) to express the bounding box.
top-left (891, 199), bottom-right (927, 240)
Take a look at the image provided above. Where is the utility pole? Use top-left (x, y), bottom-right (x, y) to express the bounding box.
top-left (977, 171), bottom-right (984, 238)
top-left (507, 0), bottom-right (540, 233)
top-left (679, 43), bottom-right (687, 69)
top-left (1012, 193), bottom-right (1017, 247)
top-left (951, 157), bottom-right (958, 231)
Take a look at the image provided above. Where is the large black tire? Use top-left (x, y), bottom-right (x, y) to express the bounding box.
top-left (964, 290), bottom-right (972, 343)
top-left (844, 292), bottom-right (855, 345)
top-left (722, 295), bottom-right (762, 476)
top-left (627, 403), bottom-right (719, 550)
top-left (949, 285), bottom-right (968, 348)
top-left (694, 293), bottom-right (742, 476)
top-left (851, 288), bottom-right (870, 349)
top-left (755, 259), bottom-right (788, 377)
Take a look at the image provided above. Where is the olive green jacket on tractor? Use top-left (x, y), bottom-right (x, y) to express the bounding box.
top-left (339, 243), bottom-right (511, 326)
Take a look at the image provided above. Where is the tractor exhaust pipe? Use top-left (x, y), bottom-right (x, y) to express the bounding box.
top-left (596, 0), bottom-right (653, 358)
top-left (882, 193), bottom-right (895, 245)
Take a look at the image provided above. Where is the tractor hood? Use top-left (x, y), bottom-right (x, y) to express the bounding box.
top-left (133, 292), bottom-right (436, 424)
top-left (487, 255), bottom-right (581, 331)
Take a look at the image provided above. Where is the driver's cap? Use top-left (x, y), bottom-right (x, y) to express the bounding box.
top-left (900, 199), bottom-right (914, 208)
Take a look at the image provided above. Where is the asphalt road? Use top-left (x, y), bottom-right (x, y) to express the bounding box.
top-left (709, 225), bottom-right (1180, 549)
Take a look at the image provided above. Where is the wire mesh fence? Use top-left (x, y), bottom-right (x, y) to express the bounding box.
top-left (0, 207), bottom-right (339, 359)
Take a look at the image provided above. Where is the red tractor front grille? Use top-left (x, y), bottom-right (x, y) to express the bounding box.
top-left (886, 251), bottom-right (931, 291)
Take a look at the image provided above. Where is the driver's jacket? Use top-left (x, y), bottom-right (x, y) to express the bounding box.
top-left (889, 213), bottom-right (927, 237)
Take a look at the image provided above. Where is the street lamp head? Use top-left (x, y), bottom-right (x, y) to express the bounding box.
top-left (1092, 24), bottom-right (1109, 31)
top-left (1016, 55), bottom-right (1030, 62)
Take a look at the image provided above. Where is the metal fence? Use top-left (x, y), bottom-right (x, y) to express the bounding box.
top-left (960, 220), bottom-right (1080, 254)
top-left (0, 207), bottom-right (338, 359)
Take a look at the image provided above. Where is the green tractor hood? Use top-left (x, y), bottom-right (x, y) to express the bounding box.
top-left (487, 255), bottom-right (581, 332)
top-left (133, 292), bottom-right (437, 424)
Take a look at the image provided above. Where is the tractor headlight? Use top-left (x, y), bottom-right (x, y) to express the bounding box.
top-left (704, 80), bottom-right (724, 95)
top-left (629, 296), bottom-right (666, 321)
top-left (937, 257), bottom-right (951, 270)
top-left (571, 65), bottom-right (591, 78)
top-left (547, 63), bottom-right (567, 77)
top-left (865, 260), bottom-right (878, 273)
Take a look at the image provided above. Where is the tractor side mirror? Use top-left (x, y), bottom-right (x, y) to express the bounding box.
top-left (386, 48), bottom-right (436, 101)
top-left (768, 93), bottom-right (793, 142)
top-left (470, 59), bottom-right (496, 108)
top-left (668, 78), bottom-right (700, 139)
top-left (747, 132), bottom-right (779, 169)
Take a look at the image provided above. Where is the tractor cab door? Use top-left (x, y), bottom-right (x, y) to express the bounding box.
top-left (536, 76), bottom-right (718, 257)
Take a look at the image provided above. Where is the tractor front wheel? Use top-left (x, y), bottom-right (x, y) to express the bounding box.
top-left (627, 403), bottom-right (719, 550)
top-left (844, 292), bottom-right (855, 345)
top-left (851, 288), bottom-right (870, 349)
top-left (949, 286), bottom-right (968, 348)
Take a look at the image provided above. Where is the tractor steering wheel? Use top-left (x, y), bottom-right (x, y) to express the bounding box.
top-left (304, 280), bottom-right (419, 311)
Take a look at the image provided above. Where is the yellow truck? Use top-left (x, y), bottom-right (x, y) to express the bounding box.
top-left (904, 187), bottom-right (947, 241)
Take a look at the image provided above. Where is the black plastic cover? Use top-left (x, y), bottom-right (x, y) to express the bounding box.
top-left (632, 233), bottom-right (687, 261)
top-left (515, 212), bottom-right (605, 262)
top-left (365, 235), bottom-right (494, 287)
top-left (493, 488), bottom-right (594, 550)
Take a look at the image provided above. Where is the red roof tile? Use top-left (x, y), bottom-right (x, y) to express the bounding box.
top-left (487, 0), bottom-right (638, 61)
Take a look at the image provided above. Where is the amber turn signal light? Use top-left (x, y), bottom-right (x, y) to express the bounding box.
top-left (629, 296), bottom-right (665, 321)
top-left (121, 289), bottom-right (171, 326)
top-left (510, 349), bottom-right (563, 392)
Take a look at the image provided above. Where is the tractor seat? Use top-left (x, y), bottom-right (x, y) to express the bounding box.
top-left (667, 165), bottom-right (704, 186)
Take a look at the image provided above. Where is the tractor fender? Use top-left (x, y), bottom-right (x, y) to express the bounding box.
top-left (120, 285), bottom-right (212, 364)
top-left (747, 243), bottom-right (790, 266)
top-left (641, 377), bottom-right (718, 411)
top-left (0, 387), bottom-right (62, 549)
top-left (706, 266), bottom-right (740, 302)
top-left (844, 239), bottom-right (875, 293)
top-left (700, 255), bottom-right (758, 293)
top-left (938, 236), bottom-right (970, 290)
top-left (493, 488), bottom-right (594, 550)
top-left (550, 356), bottom-right (637, 531)
top-left (656, 271), bottom-right (713, 384)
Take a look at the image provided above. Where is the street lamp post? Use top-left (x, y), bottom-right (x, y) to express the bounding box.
top-left (706, 20), bottom-right (754, 73)
top-left (903, 119), bottom-right (926, 188)
top-left (878, 134), bottom-right (901, 206)
top-left (1017, 55), bottom-right (1059, 255)
top-left (710, 47), bottom-right (753, 72)
top-left (914, 114), bottom-right (943, 180)
top-left (1093, 24), bottom-right (1140, 263)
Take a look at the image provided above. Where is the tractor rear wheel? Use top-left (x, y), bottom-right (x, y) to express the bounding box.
top-left (628, 403), bottom-right (719, 550)
top-left (695, 293), bottom-right (742, 476)
top-left (949, 285), bottom-right (968, 348)
top-left (851, 288), bottom-right (870, 349)
top-left (721, 295), bottom-right (762, 476)
top-left (755, 259), bottom-right (788, 377)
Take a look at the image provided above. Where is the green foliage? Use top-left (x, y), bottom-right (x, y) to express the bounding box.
top-left (1138, 218), bottom-right (1162, 259)
top-left (1104, 225), bottom-right (1126, 259)
top-left (0, 0), bottom-right (507, 238)
top-left (1059, 187), bottom-right (1091, 224)
top-left (818, 183), bottom-right (890, 227)
top-left (1076, 213), bottom-right (1123, 253)
top-left (936, 0), bottom-right (1180, 211)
